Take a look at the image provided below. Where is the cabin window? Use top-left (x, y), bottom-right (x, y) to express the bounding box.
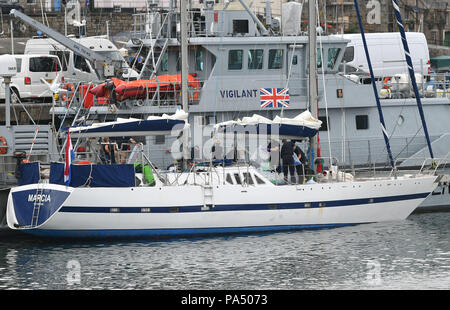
top-left (292, 55), bottom-right (298, 65)
top-left (50, 51), bottom-right (70, 71)
top-left (268, 49), bottom-right (283, 69)
top-left (254, 174), bottom-right (266, 185)
top-left (161, 52), bottom-right (168, 72)
top-left (74, 55), bottom-right (91, 73)
top-left (318, 116), bottom-right (329, 131)
top-left (248, 49), bottom-right (263, 70)
top-left (195, 49), bottom-right (204, 71)
top-left (356, 115), bottom-right (369, 130)
top-left (226, 174), bottom-right (234, 184)
top-left (243, 172), bottom-right (254, 185)
top-left (228, 50), bottom-right (243, 70)
top-left (29, 56), bottom-right (61, 72)
top-left (234, 173), bottom-right (242, 184)
top-left (15, 58), bottom-right (22, 73)
top-left (328, 48), bottom-right (341, 69)
top-left (343, 46), bottom-right (354, 63)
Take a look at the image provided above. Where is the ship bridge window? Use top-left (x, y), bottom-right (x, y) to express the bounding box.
top-left (318, 116), bottom-right (329, 131)
top-left (328, 48), bottom-right (341, 69)
top-left (196, 49), bottom-right (204, 71)
top-left (343, 46), bottom-right (355, 63)
top-left (248, 49), bottom-right (263, 69)
top-left (228, 50), bottom-right (243, 70)
top-left (268, 49), bottom-right (283, 69)
top-left (317, 48), bottom-right (322, 68)
top-left (233, 20), bottom-right (249, 34)
top-left (161, 52), bottom-right (168, 72)
top-left (356, 115), bottom-right (369, 130)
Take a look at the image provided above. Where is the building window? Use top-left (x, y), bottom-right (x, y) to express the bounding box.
top-left (355, 115), bottom-right (369, 130)
top-left (228, 50), bottom-right (243, 70)
top-left (268, 49), bottom-right (283, 69)
top-left (248, 49), bottom-right (263, 69)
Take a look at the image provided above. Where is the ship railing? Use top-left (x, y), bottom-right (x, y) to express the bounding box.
top-left (131, 10), bottom-right (220, 39)
top-left (313, 156), bottom-right (354, 183)
top-left (417, 152), bottom-right (450, 175)
top-left (341, 70), bottom-right (450, 100)
top-left (320, 135), bottom-right (443, 171)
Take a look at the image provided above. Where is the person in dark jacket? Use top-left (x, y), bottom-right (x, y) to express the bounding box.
top-left (294, 143), bottom-right (306, 184)
top-left (280, 139), bottom-right (296, 184)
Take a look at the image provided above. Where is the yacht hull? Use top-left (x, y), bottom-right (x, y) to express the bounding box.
top-left (6, 175), bottom-right (437, 238)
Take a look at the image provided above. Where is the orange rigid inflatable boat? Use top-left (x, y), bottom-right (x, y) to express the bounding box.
top-left (89, 74), bottom-right (201, 102)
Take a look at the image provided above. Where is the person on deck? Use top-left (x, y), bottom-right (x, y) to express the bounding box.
top-left (280, 139), bottom-right (296, 184)
top-left (100, 137), bottom-right (118, 164)
top-left (294, 142), bottom-right (307, 184)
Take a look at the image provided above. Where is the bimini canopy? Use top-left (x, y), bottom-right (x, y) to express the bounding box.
top-left (68, 110), bottom-right (189, 138)
top-left (214, 111), bottom-right (322, 139)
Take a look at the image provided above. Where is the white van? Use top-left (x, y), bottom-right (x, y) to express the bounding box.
top-left (24, 35), bottom-right (138, 83)
top-left (337, 32), bottom-right (430, 77)
top-left (0, 54), bottom-right (62, 102)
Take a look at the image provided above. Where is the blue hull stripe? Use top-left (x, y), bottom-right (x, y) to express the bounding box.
top-left (23, 223), bottom-right (369, 238)
top-left (58, 192), bottom-right (429, 214)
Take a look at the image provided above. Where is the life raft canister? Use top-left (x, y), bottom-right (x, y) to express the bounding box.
top-left (0, 136), bottom-right (8, 155)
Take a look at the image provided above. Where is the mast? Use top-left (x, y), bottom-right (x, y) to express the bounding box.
top-left (353, 0), bottom-right (395, 169)
top-left (392, 0), bottom-right (434, 160)
top-left (308, 0), bottom-right (318, 171)
top-left (180, 0), bottom-right (190, 164)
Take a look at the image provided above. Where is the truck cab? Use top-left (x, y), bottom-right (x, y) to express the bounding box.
top-left (24, 36), bottom-right (138, 84)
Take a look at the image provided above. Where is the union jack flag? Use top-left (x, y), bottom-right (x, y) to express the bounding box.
top-left (260, 88), bottom-right (290, 108)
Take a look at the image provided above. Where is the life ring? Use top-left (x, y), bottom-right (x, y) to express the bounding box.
top-left (0, 136), bottom-right (8, 155)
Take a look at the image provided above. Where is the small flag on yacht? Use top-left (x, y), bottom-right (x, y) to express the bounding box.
top-left (64, 131), bottom-right (75, 186)
top-left (260, 88), bottom-right (290, 108)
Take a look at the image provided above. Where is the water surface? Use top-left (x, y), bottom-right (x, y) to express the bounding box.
top-left (0, 212), bottom-right (449, 290)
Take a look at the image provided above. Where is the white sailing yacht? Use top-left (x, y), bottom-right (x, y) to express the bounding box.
top-left (4, 0), bottom-right (441, 238)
